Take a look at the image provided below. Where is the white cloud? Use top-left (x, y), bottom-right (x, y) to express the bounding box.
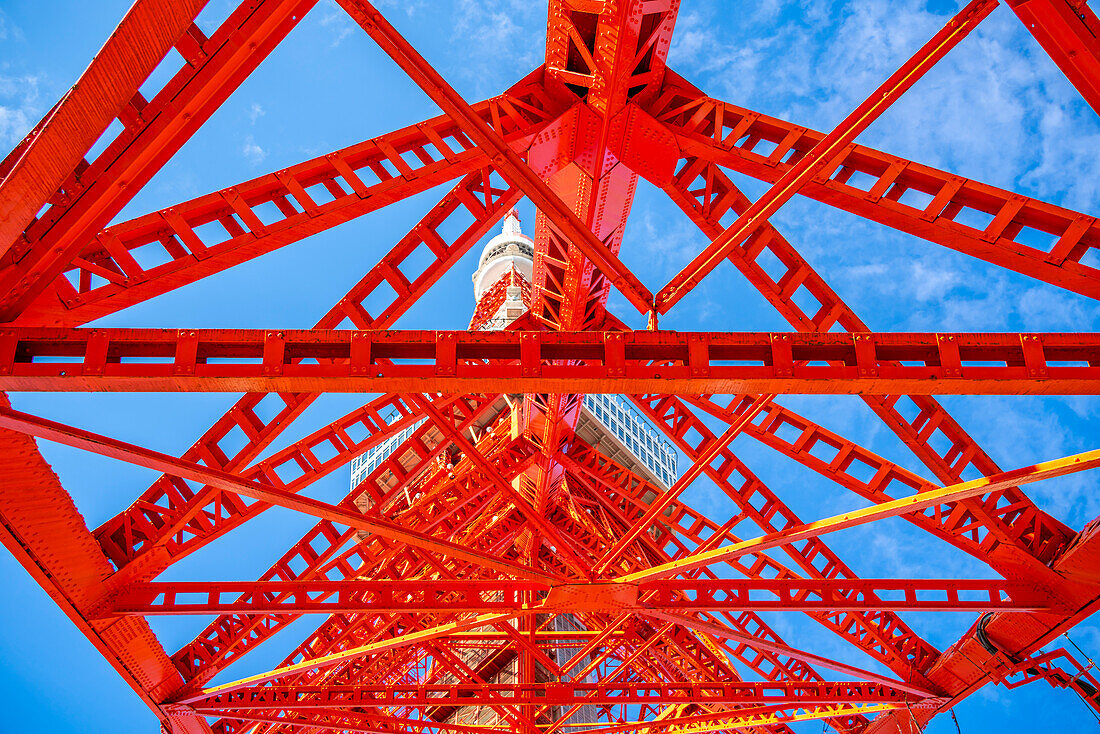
top-left (320, 0), bottom-right (354, 48)
top-left (241, 134), bottom-right (266, 165)
top-left (665, 0), bottom-right (1100, 205)
top-left (374, 0), bottom-right (427, 16)
top-left (0, 9), bottom-right (24, 44)
top-left (249, 102), bottom-right (265, 125)
top-left (635, 209), bottom-right (704, 276)
top-left (0, 74), bottom-right (40, 149)
top-left (449, 0), bottom-right (543, 95)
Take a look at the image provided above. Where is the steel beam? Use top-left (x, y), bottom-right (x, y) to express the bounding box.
top-left (653, 0), bottom-right (998, 313)
top-left (109, 578), bottom-right (1054, 615)
top-left (0, 405), bottom-right (558, 583)
top-left (593, 393), bottom-right (772, 573)
top-left (0, 0), bottom-right (318, 321)
top-left (181, 613), bottom-right (521, 703)
top-left (180, 680), bottom-right (924, 710)
top-left (0, 328), bottom-right (1098, 393)
top-left (1007, 0), bottom-right (1100, 115)
top-left (691, 395), bottom-right (1056, 575)
top-left (16, 78), bottom-right (557, 327)
top-left (92, 172), bottom-right (520, 577)
top-left (620, 446), bottom-right (1100, 582)
top-left (3, 2), bottom-right (1099, 731)
top-left (336, 0), bottom-right (654, 316)
top-left (658, 150), bottom-right (1076, 571)
top-left (0, 0), bottom-right (208, 259)
top-left (170, 395), bottom-right (505, 686)
top-left (0, 398), bottom-right (212, 734)
top-left (648, 79), bottom-right (1100, 303)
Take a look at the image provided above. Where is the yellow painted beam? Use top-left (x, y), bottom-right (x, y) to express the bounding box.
top-left (177, 612), bottom-right (519, 704)
top-left (619, 448), bottom-right (1100, 584)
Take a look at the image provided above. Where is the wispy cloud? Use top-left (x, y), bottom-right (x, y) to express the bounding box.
top-left (241, 134), bottom-right (266, 165)
top-left (319, 0), bottom-right (354, 48)
top-left (660, 1), bottom-right (1100, 543)
top-left (667, 1), bottom-right (1100, 200)
top-left (448, 0), bottom-right (543, 95)
top-left (0, 73), bottom-right (40, 150)
top-left (0, 9), bottom-right (24, 44)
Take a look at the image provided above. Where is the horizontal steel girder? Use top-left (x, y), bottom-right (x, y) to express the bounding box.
top-left (178, 680), bottom-right (926, 710)
top-left (107, 578), bottom-right (1057, 616)
top-left (0, 328), bottom-right (1097, 393)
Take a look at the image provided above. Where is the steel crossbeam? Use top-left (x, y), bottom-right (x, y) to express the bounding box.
top-left (647, 76), bottom-right (1100, 303)
top-left (0, 328), bottom-right (1097, 394)
top-left (1007, 0), bottom-right (1100, 115)
top-left (653, 0), bottom-right (998, 313)
top-left (337, 0), bottom-right (653, 317)
top-left (626, 395), bottom-right (943, 680)
top-left (657, 148), bottom-right (1076, 572)
top-left (0, 0), bottom-right (207, 259)
top-left (109, 578), bottom-right (1054, 615)
top-left (180, 680), bottom-right (923, 709)
top-left (688, 395), bottom-right (1058, 575)
top-left (17, 78), bottom-right (559, 327)
top-left (0, 404), bottom-right (557, 583)
top-left (620, 446), bottom-right (1100, 583)
top-left (170, 394), bottom-right (507, 686)
top-left (2, 0), bottom-right (1099, 732)
top-left (93, 171), bottom-right (521, 580)
top-left (0, 0), bottom-right (319, 321)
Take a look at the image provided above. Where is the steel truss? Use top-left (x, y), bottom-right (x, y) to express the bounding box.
top-left (0, 1), bottom-right (1098, 734)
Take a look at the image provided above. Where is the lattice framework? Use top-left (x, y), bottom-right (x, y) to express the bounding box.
top-left (1, 1), bottom-right (1100, 733)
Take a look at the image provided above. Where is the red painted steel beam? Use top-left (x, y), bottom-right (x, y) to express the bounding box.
top-left (179, 680), bottom-right (925, 710)
top-left (0, 397), bottom-right (211, 734)
top-left (593, 393), bottom-right (772, 573)
top-left (1007, 0), bottom-right (1100, 115)
top-left (647, 78), bottom-right (1100, 303)
top-left (170, 395), bottom-right (506, 686)
top-left (544, 0), bottom-right (680, 113)
top-left (0, 404), bottom-right (560, 583)
top-left (108, 578), bottom-right (1054, 615)
top-left (563, 435), bottom-right (936, 710)
top-left (205, 447), bottom-right (844, 730)
top-left (185, 613), bottom-right (524, 702)
top-left (0, 328), bottom-right (1098, 393)
top-left (622, 396), bottom-right (942, 682)
top-left (132, 421), bottom-right (558, 691)
top-left (559, 438), bottom-right (877, 728)
top-left (524, 1), bottom-right (683, 522)
top-left (654, 0), bottom-right (997, 314)
top-left (16, 75), bottom-right (559, 327)
top-left (96, 392), bottom-right (426, 576)
top-left (658, 151), bottom-right (1076, 577)
top-left (620, 446), bottom-right (1100, 583)
top-left (530, 0), bottom-right (680, 330)
top-left (411, 394), bottom-right (592, 579)
top-left (0, 0), bottom-right (318, 322)
top-left (93, 172), bottom-right (520, 578)
top-left (0, 0), bottom-right (208, 259)
top-left (689, 395), bottom-right (1062, 578)
top-left (633, 609), bottom-right (932, 695)
top-left (210, 709), bottom-right (524, 734)
top-left (335, 0), bottom-right (654, 316)
top-left (865, 519), bottom-right (1100, 733)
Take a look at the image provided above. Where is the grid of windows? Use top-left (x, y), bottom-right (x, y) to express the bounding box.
top-left (582, 394), bottom-right (678, 488)
top-left (349, 419), bottom-right (424, 490)
top-left (349, 397), bottom-right (678, 492)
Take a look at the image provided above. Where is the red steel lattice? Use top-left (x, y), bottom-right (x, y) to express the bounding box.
top-left (1, 1), bottom-right (1099, 733)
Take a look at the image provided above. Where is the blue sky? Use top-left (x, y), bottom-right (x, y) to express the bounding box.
top-left (0, 0), bottom-right (1099, 731)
